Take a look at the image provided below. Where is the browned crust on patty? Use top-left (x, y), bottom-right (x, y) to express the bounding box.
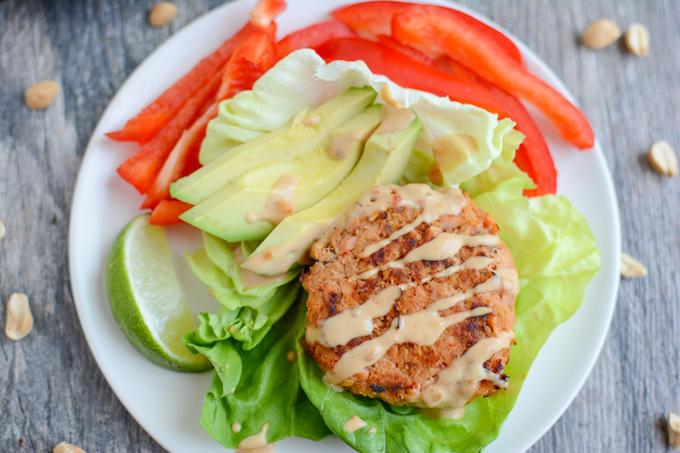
top-left (302, 187), bottom-right (517, 406)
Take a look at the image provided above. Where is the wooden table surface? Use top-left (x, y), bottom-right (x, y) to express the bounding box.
top-left (1, 0), bottom-right (679, 451)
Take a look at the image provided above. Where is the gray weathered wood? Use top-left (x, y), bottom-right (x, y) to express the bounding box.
top-left (1, 0), bottom-right (679, 451)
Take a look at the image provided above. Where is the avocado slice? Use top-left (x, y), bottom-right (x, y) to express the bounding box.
top-left (242, 107), bottom-right (422, 276)
top-left (180, 106), bottom-right (384, 242)
top-left (198, 137), bottom-right (239, 165)
top-left (170, 87), bottom-right (377, 205)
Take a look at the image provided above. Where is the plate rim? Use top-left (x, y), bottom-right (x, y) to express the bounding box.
top-left (466, 4), bottom-right (621, 449)
top-left (68, 1), bottom-right (621, 452)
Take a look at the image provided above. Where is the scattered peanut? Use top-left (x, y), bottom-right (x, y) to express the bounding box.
top-left (668, 412), bottom-right (680, 450)
top-left (0, 218), bottom-right (5, 240)
top-left (24, 80), bottom-right (60, 110)
top-left (4, 293), bottom-right (33, 341)
top-left (53, 442), bottom-right (86, 453)
top-left (581, 18), bottom-right (622, 49)
top-left (625, 23), bottom-right (650, 57)
top-left (620, 253), bottom-right (647, 278)
top-left (149, 2), bottom-right (177, 28)
top-left (648, 140), bottom-right (678, 177)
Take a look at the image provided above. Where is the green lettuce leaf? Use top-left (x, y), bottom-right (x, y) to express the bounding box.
top-left (185, 280), bottom-right (299, 351)
top-left (187, 233), bottom-right (298, 311)
top-left (185, 234), bottom-right (329, 446)
top-left (297, 144), bottom-right (600, 453)
top-left (199, 302), bottom-right (331, 448)
top-left (185, 232), bottom-right (300, 355)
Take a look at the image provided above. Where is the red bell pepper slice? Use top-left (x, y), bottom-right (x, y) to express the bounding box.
top-left (142, 30), bottom-right (277, 209)
top-left (117, 70), bottom-right (222, 194)
top-left (376, 35), bottom-right (432, 65)
top-left (149, 200), bottom-right (193, 225)
top-left (277, 21), bottom-right (354, 59)
top-left (392, 7), bottom-right (593, 149)
top-left (217, 28), bottom-right (277, 100)
top-left (330, 1), bottom-right (524, 66)
top-left (106, 24), bottom-right (257, 144)
top-left (139, 110), bottom-right (211, 209)
top-left (106, 0), bottom-right (283, 145)
top-left (316, 37), bottom-right (556, 195)
top-left (434, 56), bottom-right (477, 82)
top-left (251, 0), bottom-right (286, 31)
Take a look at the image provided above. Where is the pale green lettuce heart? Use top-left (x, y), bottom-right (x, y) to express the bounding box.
top-left (200, 49), bottom-right (513, 186)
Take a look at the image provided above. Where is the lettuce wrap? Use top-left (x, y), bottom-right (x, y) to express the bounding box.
top-left (183, 50), bottom-right (600, 452)
top-left (294, 139), bottom-right (600, 453)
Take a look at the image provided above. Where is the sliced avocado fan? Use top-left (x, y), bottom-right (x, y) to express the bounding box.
top-left (170, 87), bottom-right (377, 205)
top-left (242, 107), bottom-right (422, 276)
top-left (180, 106), bottom-right (384, 242)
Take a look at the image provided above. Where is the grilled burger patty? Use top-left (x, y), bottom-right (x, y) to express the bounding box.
top-left (302, 184), bottom-right (518, 410)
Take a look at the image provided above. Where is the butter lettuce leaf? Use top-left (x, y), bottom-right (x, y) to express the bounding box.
top-left (184, 233), bottom-right (301, 390)
top-left (297, 146), bottom-right (600, 452)
top-left (184, 234), bottom-right (328, 447)
top-left (200, 49), bottom-right (513, 186)
top-left (199, 302), bottom-right (330, 448)
top-left (200, 50), bottom-right (346, 164)
top-left (185, 280), bottom-right (299, 353)
top-left (186, 233), bottom-right (298, 311)
top-left (185, 232), bottom-right (300, 356)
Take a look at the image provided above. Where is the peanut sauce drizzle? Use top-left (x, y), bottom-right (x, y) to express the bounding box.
top-left (245, 175), bottom-right (297, 225)
top-left (236, 422), bottom-right (274, 453)
top-left (307, 185), bottom-right (519, 417)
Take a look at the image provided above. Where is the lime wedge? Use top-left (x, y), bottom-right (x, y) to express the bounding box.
top-left (106, 215), bottom-right (210, 372)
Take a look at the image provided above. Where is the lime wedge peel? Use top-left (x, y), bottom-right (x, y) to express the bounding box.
top-left (106, 215), bottom-right (210, 372)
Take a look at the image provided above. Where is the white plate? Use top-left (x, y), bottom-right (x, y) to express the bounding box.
top-left (68, 1), bottom-right (621, 452)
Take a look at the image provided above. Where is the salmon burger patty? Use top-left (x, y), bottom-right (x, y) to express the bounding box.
top-left (302, 184), bottom-right (519, 412)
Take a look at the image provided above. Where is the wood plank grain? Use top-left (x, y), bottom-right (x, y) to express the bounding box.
top-left (1, 0), bottom-right (678, 452)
